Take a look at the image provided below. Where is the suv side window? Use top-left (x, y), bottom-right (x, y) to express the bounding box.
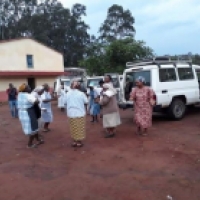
top-left (178, 68), bottom-right (194, 80)
top-left (195, 69), bottom-right (200, 81)
top-left (159, 68), bottom-right (177, 82)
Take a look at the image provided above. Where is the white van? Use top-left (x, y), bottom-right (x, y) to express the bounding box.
top-left (119, 58), bottom-right (200, 120)
top-left (85, 76), bottom-right (104, 95)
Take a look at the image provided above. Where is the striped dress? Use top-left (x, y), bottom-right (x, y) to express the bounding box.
top-left (17, 93), bottom-right (38, 135)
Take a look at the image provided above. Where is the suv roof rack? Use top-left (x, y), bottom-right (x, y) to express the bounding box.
top-left (126, 56), bottom-right (192, 68)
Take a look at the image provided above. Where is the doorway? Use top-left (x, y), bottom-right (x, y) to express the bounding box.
top-left (27, 77), bottom-right (35, 91)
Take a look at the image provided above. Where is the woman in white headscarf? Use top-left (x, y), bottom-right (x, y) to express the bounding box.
top-left (57, 82), bottom-right (65, 111)
top-left (31, 86), bottom-right (45, 133)
top-left (99, 83), bottom-right (121, 138)
top-left (64, 80), bottom-right (88, 147)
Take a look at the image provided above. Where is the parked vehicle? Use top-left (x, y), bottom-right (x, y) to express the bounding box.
top-left (85, 76), bottom-right (104, 94)
top-left (105, 73), bottom-right (121, 102)
top-left (54, 67), bottom-right (87, 95)
top-left (119, 57), bottom-right (200, 120)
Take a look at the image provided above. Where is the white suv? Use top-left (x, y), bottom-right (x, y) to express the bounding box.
top-left (119, 58), bottom-right (200, 120)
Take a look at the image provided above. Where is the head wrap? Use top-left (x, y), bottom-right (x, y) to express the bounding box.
top-left (136, 76), bottom-right (146, 84)
top-left (33, 86), bottom-right (44, 93)
top-left (18, 83), bottom-right (26, 92)
top-left (103, 83), bottom-right (117, 97)
top-left (70, 80), bottom-right (79, 89)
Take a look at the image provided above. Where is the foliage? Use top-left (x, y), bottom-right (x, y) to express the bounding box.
top-left (99, 4), bottom-right (135, 42)
top-left (80, 38), bottom-right (154, 75)
top-left (0, 0), bottom-right (90, 66)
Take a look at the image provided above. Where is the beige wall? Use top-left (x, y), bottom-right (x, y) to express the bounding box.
top-left (0, 77), bottom-right (27, 91)
top-left (0, 39), bottom-right (64, 72)
top-left (0, 76), bottom-right (56, 92)
top-left (35, 77), bottom-right (56, 89)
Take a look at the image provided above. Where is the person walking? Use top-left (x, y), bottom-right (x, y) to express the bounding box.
top-left (88, 83), bottom-right (100, 122)
top-left (31, 86), bottom-right (45, 132)
top-left (64, 80), bottom-right (88, 147)
top-left (57, 82), bottom-right (65, 111)
top-left (99, 83), bottom-right (121, 138)
top-left (40, 84), bottom-right (56, 132)
top-left (17, 83), bottom-right (44, 148)
top-left (6, 83), bottom-right (18, 118)
top-left (129, 76), bottom-right (156, 136)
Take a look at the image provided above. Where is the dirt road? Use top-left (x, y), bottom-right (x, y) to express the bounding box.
top-left (0, 104), bottom-right (200, 200)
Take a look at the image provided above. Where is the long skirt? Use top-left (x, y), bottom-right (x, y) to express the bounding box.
top-left (103, 112), bottom-right (121, 128)
top-left (18, 107), bottom-right (39, 135)
top-left (69, 117), bottom-right (86, 141)
top-left (41, 109), bottom-right (53, 123)
top-left (58, 96), bottom-right (65, 108)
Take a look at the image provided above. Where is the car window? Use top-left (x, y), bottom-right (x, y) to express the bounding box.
top-left (159, 68), bottom-right (177, 82)
top-left (178, 68), bottom-right (194, 80)
top-left (87, 79), bottom-right (103, 87)
top-left (64, 81), bottom-right (70, 86)
top-left (126, 70), bottom-right (151, 87)
top-left (195, 69), bottom-right (200, 81)
top-left (112, 77), bottom-right (120, 88)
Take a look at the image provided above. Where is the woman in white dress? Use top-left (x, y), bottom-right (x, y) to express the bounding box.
top-left (40, 84), bottom-right (56, 132)
top-left (31, 86), bottom-right (45, 131)
top-left (18, 83), bottom-right (44, 148)
top-left (57, 83), bottom-right (65, 111)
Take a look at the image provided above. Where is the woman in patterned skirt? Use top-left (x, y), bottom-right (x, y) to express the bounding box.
top-left (64, 80), bottom-right (88, 147)
top-left (130, 76), bottom-right (156, 136)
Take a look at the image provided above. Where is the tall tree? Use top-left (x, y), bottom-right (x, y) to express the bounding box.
top-left (99, 4), bottom-right (135, 42)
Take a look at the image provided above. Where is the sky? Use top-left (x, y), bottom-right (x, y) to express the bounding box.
top-left (59, 0), bottom-right (200, 55)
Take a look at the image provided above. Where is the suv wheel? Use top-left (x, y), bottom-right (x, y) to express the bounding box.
top-left (168, 98), bottom-right (186, 120)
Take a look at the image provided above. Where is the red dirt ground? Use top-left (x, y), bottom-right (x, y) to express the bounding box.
top-left (0, 103), bottom-right (200, 200)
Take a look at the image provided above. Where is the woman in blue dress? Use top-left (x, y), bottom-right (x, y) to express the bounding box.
top-left (89, 83), bottom-right (100, 122)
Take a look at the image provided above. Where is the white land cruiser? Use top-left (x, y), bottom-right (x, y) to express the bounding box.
top-left (119, 57), bottom-right (200, 120)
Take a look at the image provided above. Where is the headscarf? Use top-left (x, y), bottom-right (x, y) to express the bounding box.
top-left (70, 80), bottom-right (79, 89)
top-left (18, 83), bottom-right (26, 92)
top-left (136, 76), bottom-right (146, 84)
top-left (103, 83), bottom-right (117, 97)
top-left (33, 86), bottom-right (44, 93)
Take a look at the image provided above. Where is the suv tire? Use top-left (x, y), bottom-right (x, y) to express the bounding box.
top-left (168, 98), bottom-right (186, 120)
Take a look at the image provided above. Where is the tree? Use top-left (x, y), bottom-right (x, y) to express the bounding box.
top-left (99, 4), bottom-right (135, 42)
top-left (80, 38), bottom-right (154, 75)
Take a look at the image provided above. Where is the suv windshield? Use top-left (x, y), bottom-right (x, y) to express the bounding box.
top-left (126, 70), bottom-right (151, 87)
top-left (112, 77), bottom-right (120, 88)
top-left (63, 80), bottom-right (70, 86)
top-left (87, 78), bottom-right (103, 88)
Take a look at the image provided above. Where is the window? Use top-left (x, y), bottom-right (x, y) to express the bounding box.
top-left (178, 68), bottom-right (194, 80)
top-left (112, 77), bottom-right (120, 88)
top-left (87, 78), bottom-right (103, 88)
top-left (64, 81), bottom-right (70, 86)
top-left (159, 68), bottom-right (177, 82)
top-left (195, 69), bottom-right (200, 81)
top-left (126, 70), bottom-right (151, 87)
top-left (26, 55), bottom-right (33, 68)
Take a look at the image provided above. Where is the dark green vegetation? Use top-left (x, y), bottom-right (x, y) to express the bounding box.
top-left (0, 0), bottom-right (199, 75)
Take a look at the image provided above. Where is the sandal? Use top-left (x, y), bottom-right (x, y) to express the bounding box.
top-left (37, 140), bottom-right (45, 145)
top-left (27, 144), bottom-right (37, 148)
top-left (76, 143), bottom-right (84, 147)
top-left (141, 133), bottom-right (148, 136)
top-left (71, 142), bottom-right (77, 147)
top-left (104, 133), bottom-right (115, 138)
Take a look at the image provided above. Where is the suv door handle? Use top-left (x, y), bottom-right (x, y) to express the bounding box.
top-left (162, 90), bottom-right (168, 93)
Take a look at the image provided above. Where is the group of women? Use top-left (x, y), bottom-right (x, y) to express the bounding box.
top-left (16, 75), bottom-right (155, 148)
top-left (17, 83), bottom-right (55, 148)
